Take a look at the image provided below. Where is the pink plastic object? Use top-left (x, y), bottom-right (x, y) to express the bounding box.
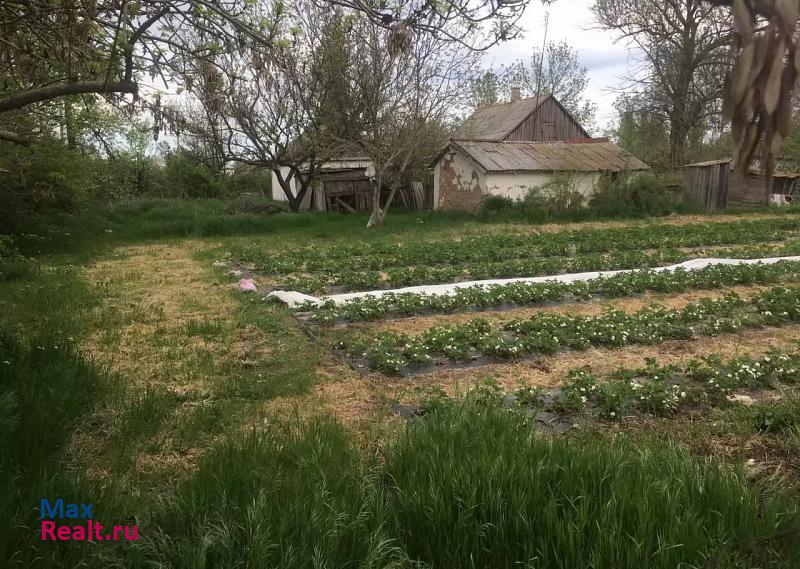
top-left (238, 278), bottom-right (258, 292)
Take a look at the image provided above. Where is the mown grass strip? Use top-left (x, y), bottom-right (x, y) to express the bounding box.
top-left (339, 286), bottom-right (800, 374)
top-left (301, 261), bottom-right (800, 323)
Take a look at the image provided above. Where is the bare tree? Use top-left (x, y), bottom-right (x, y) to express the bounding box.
top-left (315, 0), bottom-right (529, 50)
top-left (593, 0), bottom-right (734, 167)
top-left (502, 41), bottom-right (598, 126)
top-left (348, 20), bottom-right (478, 227)
top-left (205, 1), bottom-right (356, 212)
top-left (0, 0), bottom-right (529, 147)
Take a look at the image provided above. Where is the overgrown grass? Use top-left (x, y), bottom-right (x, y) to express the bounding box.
top-left (9, 198), bottom-right (485, 258)
top-left (133, 401), bottom-right (800, 568)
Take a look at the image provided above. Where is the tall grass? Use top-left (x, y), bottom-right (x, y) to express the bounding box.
top-left (386, 403), bottom-right (800, 568)
top-left (0, 331), bottom-right (118, 566)
top-left (136, 402), bottom-right (800, 568)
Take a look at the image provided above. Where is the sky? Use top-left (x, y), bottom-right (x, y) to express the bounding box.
top-left (485, 0), bottom-right (635, 133)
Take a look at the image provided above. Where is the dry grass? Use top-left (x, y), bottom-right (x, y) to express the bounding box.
top-left (82, 241), bottom-right (269, 394)
top-left (74, 241), bottom-right (281, 485)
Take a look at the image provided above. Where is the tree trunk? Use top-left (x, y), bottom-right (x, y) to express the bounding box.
top-left (668, 113), bottom-right (688, 169)
top-left (367, 179), bottom-right (398, 228)
top-left (274, 169), bottom-right (308, 212)
top-left (64, 99), bottom-right (77, 148)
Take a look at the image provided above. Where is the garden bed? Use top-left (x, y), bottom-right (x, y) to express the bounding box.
top-left (335, 286), bottom-right (800, 375)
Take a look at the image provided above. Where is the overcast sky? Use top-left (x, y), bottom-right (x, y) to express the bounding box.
top-left (485, 0), bottom-right (635, 133)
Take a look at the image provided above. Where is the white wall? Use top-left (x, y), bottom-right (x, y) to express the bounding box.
top-left (270, 167), bottom-right (313, 211)
top-left (485, 172), bottom-right (601, 201)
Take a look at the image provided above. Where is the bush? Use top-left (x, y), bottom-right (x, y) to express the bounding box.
top-left (522, 174), bottom-right (587, 221)
top-left (161, 151), bottom-right (232, 199)
top-left (0, 237), bottom-right (35, 282)
top-left (477, 194), bottom-right (515, 218)
top-left (230, 164), bottom-right (272, 197)
top-left (590, 172), bottom-right (693, 218)
top-left (0, 139), bottom-right (98, 232)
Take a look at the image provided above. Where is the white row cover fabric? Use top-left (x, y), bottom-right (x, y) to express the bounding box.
top-left (267, 256), bottom-right (800, 308)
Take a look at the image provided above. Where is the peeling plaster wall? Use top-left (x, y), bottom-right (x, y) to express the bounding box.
top-left (485, 172), bottom-right (601, 201)
top-left (434, 147), bottom-right (610, 210)
top-left (435, 149), bottom-right (486, 210)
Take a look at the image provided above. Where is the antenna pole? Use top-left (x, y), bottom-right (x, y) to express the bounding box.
top-left (532, 11), bottom-right (549, 141)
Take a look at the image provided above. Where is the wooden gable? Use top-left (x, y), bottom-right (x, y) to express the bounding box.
top-left (504, 97), bottom-right (590, 143)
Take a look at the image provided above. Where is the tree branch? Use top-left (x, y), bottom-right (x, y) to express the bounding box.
top-left (0, 79), bottom-right (138, 114)
top-left (0, 129), bottom-right (31, 145)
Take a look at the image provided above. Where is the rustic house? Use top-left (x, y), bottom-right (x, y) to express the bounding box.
top-left (432, 91), bottom-right (649, 210)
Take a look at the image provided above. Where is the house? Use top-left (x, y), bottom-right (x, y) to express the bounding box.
top-left (271, 142), bottom-right (375, 212)
top-left (432, 91), bottom-right (649, 210)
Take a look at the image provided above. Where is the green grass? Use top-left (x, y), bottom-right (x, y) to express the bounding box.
top-left (131, 401), bottom-right (800, 568)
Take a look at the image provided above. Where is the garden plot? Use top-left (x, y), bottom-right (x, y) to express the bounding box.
top-left (233, 217), bottom-right (800, 293)
top-left (332, 286), bottom-right (800, 375)
top-left (234, 217), bottom-right (800, 422)
top-left (390, 347), bottom-right (800, 428)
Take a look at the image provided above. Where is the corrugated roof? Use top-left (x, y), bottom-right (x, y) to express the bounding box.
top-left (450, 140), bottom-right (649, 173)
top-left (454, 96), bottom-right (549, 141)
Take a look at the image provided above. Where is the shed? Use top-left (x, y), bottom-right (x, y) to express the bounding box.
top-left (682, 159), bottom-right (800, 212)
top-left (433, 140), bottom-right (649, 210)
top-left (271, 143), bottom-right (374, 212)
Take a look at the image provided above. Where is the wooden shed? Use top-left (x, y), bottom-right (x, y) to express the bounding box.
top-left (682, 159), bottom-right (799, 212)
top-left (682, 159), bottom-right (731, 213)
top-left (454, 93), bottom-right (591, 143)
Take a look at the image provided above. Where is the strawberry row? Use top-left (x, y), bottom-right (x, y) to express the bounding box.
top-left (301, 261), bottom-right (800, 323)
top-left (237, 216), bottom-right (800, 275)
top-left (338, 286), bottom-right (800, 375)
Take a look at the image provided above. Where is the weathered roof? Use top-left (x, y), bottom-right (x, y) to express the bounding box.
top-left (454, 96), bottom-right (550, 141)
top-left (449, 140), bottom-right (649, 173)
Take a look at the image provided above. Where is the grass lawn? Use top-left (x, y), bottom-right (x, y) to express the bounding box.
top-left (2, 198), bottom-right (800, 567)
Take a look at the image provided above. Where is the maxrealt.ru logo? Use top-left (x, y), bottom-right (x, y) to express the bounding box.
top-left (39, 499), bottom-right (139, 542)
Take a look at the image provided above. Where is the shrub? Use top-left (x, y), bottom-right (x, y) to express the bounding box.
top-left (522, 174), bottom-right (587, 221)
top-left (161, 151), bottom-right (231, 199)
top-left (477, 195), bottom-right (516, 220)
top-left (229, 164), bottom-right (272, 197)
top-left (0, 139), bottom-right (97, 231)
top-left (0, 237), bottom-right (35, 282)
top-left (590, 172), bottom-right (693, 217)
